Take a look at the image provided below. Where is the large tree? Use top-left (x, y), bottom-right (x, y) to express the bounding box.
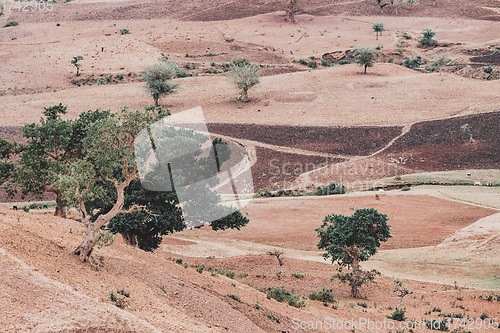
top-left (316, 208), bottom-right (391, 298)
top-left (1, 104), bottom-right (110, 217)
top-left (58, 106), bottom-right (248, 264)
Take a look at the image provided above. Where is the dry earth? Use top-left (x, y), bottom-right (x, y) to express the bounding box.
top-left (1, 0), bottom-right (500, 331)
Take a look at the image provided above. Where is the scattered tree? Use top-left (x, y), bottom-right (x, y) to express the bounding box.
top-left (460, 123), bottom-right (474, 143)
top-left (372, 23), bottom-right (386, 40)
top-left (226, 61), bottom-right (260, 102)
top-left (71, 56), bottom-right (83, 76)
top-left (393, 278), bottom-right (413, 310)
top-left (352, 47), bottom-right (379, 74)
top-left (316, 208), bottom-right (391, 298)
top-left (142, 63), bottom-right (180, 107)
top-left (267, 249), bottom-right (285, 279)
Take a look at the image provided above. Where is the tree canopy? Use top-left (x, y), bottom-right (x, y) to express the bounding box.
top-left (316, 208), bottom-right (391, 297)
top-left (352, 47), bottom-right (378, 74)
top-left (142, 62), bottom-right (180, 107)
top-left (226, 61), bottom-right (260, 102)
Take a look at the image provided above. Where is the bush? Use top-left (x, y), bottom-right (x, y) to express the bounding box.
top-left (338, 60), bottom-right (351, 65)
top-left (314, 182), bottom-right (345, 196)
top-left (402, 32), bottom-right (412, 39)
top-left (174, 258), bottom-right (183, 264)
top-left (308, 61), bottom-right (318, 68)
top-left (117, 289), bottom-right (130, 297)
top-left (291, 273), bottom-right (305, 278)
top-left (226, 61), bottom-right (260, 102)
top-left (402, 55), bottom-right (422, 69)
top-left (401, 185), bottom-right (411, 191)
top-left (387, 310), bottom-right (406, 321)
top-left (29, 203), bottom-right (39, 209)
top-left (264, 313), bottom-right (280, 323)
top-left (120, 28), bottom-right (130, 35)
top-left (227, 294), bottom-right (242, 302)
top-left (4, 21), bottom-right (19, 28)
top-left (109, 292), bottom-right (128, 308)
top-left (321, 59), bottom-right (330, 67)
top-left (263, 287), bottom-right (306, 308)
top-left (418, 28), bottom-right (437, 47)
top-left (21, 205), bottom-right (30, 212)
top-left (484, 65), bottom-right (494, 75)
top-left (357, 301), bottom-right (368, 308)
top-left (97, 77), bottom-right (108, 85)
top-left (308, 288), bottom-right (336, 304)
top-left (299, 59), bottom-right (308, 65)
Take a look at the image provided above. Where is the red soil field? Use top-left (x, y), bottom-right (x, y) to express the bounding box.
top-left (181, 194), bottom-right (498, 251)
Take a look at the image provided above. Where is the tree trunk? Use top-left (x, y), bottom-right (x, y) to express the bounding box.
top-left (397, 296), bottom-right (403, 310)
top-left (351, 257), bottom-right (360, 298)
top-left (74, 222), bottom-right (98, 262)
top-left (74, 178), bottom-right (131, 263)
top-left (121, 233), bottom-right (137, 246)
top-left (364, 65), bottom-right (368, 74)
top-left (54, 201), bottom-right (67, 218)
top-left (376, 32), bottom-right (379, 40)
top-left (154, 97), bottom-right (159, 107)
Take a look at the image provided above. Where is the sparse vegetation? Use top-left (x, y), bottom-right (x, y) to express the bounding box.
top-left (4, 21), bottom-right (19, 28)
top-left (262, 287), bottom-right (306, 308)
top-left (227, 294), bottom-right (242, 302)
top-left (120, 28), bottom-right (130, 35)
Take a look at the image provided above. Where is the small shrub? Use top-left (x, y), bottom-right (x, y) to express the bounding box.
top-left (120, 28), bottom-right (130, 35)
top-left (263, 287), bottom-right (305, 308)
top-left (402, 55), bottom-right (422, 69)
top-left (338, 60), bottom-right (351, 65)
top-left (56, 23), bottom-right (61, 26)
top-left (314, 182), bottom-right (345, 196)
top-left (264, 313), bottom-right (280, 323)
top-left (402, 32), bottom-right (412, 39)
top-left (432, 307), bottom-right (442, 312)
top-left (401, 185), bottom-right (411, 191)
top-left (174, 258), bottom-right (183, 264)
top-left (309, 288), bottom-right (336, 304)
top-left (387, 310), bottom-right (406, 321)
top-left (4, 21), bottom-right (19, 28)
top-left (321, 59), bottom-right (330, 67)
top-left (160, 286), bottom-right (167, 293)
top-left (210, 61), bottom-right (216, 66)
top-left (29, 203), bottom-right (39, 209)
top-left (21, 205), bottom-right (30, 212)
top-left (227, 294), bottom-right (242, 302)
top-left (308, 61), bottom-right (318, 68)
top-left (255, 303), bottom-right (260, 310)
top-left (117, 289), bottom-right (130, 297)
top-left (357, 301), bottom-right (368, 308)
top-left (480, 313), bottom-right (489, 320)
top-left (97, 77), bottom-right (108, 85)
top-left (299, 59), bottom-right (308, 65)
top-left (484, 65), bottom-right (494, 75)
top-left (109, 292), bottom-right (128, 308)
top-left (291, 273), bottom-right (305, 278)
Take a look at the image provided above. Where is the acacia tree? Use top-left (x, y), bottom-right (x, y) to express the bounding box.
top-left (352, 47), bottom-right (378, 74)
top-left (316, 208), bottom-right (391, 298)
top-left (226, 61), bottom-right (260, 102)
top-left (142, 62), bottom-right (180, 107)
top-left (372, 22), bottom-right (385, 40)
top-left (393, 278), bottom-right (413, 310)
